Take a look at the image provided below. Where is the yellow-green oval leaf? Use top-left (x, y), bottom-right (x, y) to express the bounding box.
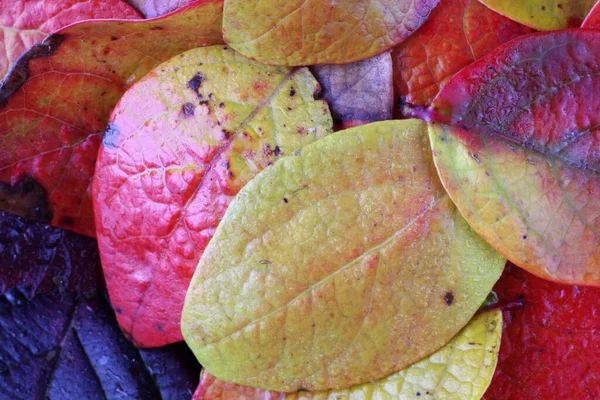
top-left (223, 0), bottom-right (440, 66)
top-left (196, 309), bottom-right (503, 399)
top-left (182, 120), bottom-right (505, 392)
top-left (478, 0), bottom-right (596, 30)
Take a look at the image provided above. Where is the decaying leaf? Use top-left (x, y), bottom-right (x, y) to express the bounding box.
top-left (0, 0), bottom-right (140, 78)
top-left (392, 0), bottom-right (532, 107)
top-left (582, 0), bottom-right (600, 29)
top-left (182, 120), bottom-right (505, 391)
top-left (0, 290), bottom-right (200, 399)
top-left (422, 30), bottom-right (600, 285)
top-left (477, 0), bottom-right (595, 30)
top-left (93, 46), bottom-right (333, 347)
top-left (126, 0), bottom-right (197, 17)
top-left (0, 211), bottom-right (100, 297)
top-left (196, 310), bottom-right (502, 400)
top-left (223, 0), bottom-right (440, 66)
top-left (0, 0), bottom-right (224, 237)
top-left (484, 264), bottom-right (600, 399)
top-left (311, 52), bottom-right (393, 130)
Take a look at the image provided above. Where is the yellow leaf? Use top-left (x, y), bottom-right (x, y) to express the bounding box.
top-left (478, 0), bottom-right (596, 30)
top-left (182, 120), bottom-right (505, 392)
top-left (222, 0), bottom-right (440, 65)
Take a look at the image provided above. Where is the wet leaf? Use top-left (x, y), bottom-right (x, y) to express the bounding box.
top-left (196, 310), bottom-right (502, 400)
top-left (421, 30), bottom-right (600, 285)
top-left (477, 0), bottom-right (595, 30)
top-left (0, 290), bottom-right (200, 399)
top-left (0, 0), bottom-right (140, 78)
top-left (126, 0), bottom-right (197, 18)
top-left (93, 45), bottom-right (333, 347)
top-left (223, 0), bottom-right (440, 66)
top-left (182, 120), bottom-right (505, 392)
top-left (0, 0), bottom-right (224, 237)
top-left (311, 52), bottom-right (394, 130)
top-left (582, 0), bottom-right (600, 29)
top-left (392, 0), bottom-right (532, 107)
top-left (0, 211), bottom-right (101, 297)
top-left (484, 263), bottom-right (600, 399)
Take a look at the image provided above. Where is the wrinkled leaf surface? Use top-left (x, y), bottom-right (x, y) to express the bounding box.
top-left (182, 120), bottom-right (505, 391)
top-left (484, 264), bottom-right (600, 399)
top-left (223, 0), bottom-right (440, 65)
top-left (426, 30), bottom-right (600, 285)
top-left (392, 0), bottom-right (531, 106)
top-left (196, 310), bottom-right (502, 400)
top-left (0, 0), bottom-right (223, 237)
top-left (93, 45), bottom-right (333, 347)
top-left (0, 0), bottom-right (140, 78)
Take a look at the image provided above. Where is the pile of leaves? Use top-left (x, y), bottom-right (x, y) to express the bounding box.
top-left (2, 0), bottom-right (600, 398)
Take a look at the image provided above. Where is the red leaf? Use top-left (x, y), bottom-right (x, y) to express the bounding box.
top-left (392, 0), bottom-right (532, 107)
top-left (582, 1), bottom-right (600, 29)
top-left (485, 263), bottom-right (600, 399)
top-left (0, 0), bottom-right (141, 78)
top-left (0, 0), bottom-right (224, 237)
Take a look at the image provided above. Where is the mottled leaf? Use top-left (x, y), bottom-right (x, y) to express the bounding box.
top-left (93, 45), bottom-right (333, 347)
top-left (0, 290), bottom-right (200, 399)
top-left (0, 0), bottom-right (140, 78)
top-left (196, 310), bottom-right (502, 400)
top-left (0, 211), bottom-right (100, 297)
top-left (420, 30), bottom-right (600, 285)
top-left (311, 52), bottom-right (393, 130)
top-left (484, 263), bottom-right (600, 399)
top-left (126, 0), bottom-right (197, 17)
top-left (392, 0), bottom-right (532, 107)
top-left (582, 0), bottom-right (600, 29)
top-left (477, 0), bottom-right (595, 30)
top-left (182, 120), bottom-right (505, 391)
top-left (223, 0), bottom-right (440, 66)
top-left (0, 0), bottom-right (224, 237)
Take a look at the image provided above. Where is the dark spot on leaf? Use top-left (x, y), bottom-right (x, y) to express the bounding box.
top-left (156, 324), bottom-right (164, 332)
top-left (283, 198), bottom-right (289, 203)
top-left (541, 5), bottom-right (546, 10)
top-left (102, 123), bottom-right (121, 149)
top-left (182, 102), bottom-right (195, 117)
top-left (290, 88), bottom-right (296, 96)
top-left (59, 217), bottom-right (74, 227)
top-left (110, 36), bottom-right (118, 41)
top-left (470, 152), bottom-right (481, 163)
top-left (221, 130), bottom-right (233, 140)
top-left (417, 392), bottom-right (421, 397)
top-left (274, 146), bottom-right (281, 156)
top-left (444, 291), bottom-right (454, 305)
top-left (522, 235), bottom-right (528, 240)
top-left (150, 26), bottom-right (164, 30)
top-left (263, 144), bottom-right (273, 157)
top-left (187, 72), bottom-right (204, 98)
top-left (557, 3), bottom-right (563, 9)
top-left (259, 260), bottom-right (271, 265)
top-left (219, 102), bottom-right (225, 108)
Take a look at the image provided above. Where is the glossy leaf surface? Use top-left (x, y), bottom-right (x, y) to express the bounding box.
top-left (0, 0), bottom-right (224, 237)
top-left (484, 263), bottom-right (600, 399)
top-left (392, 0), bottom-right (532, 106)
top-left (196, 310), bottom-right (502, 400)
top-left (478, 0), bottom-right (595, 30)
top-left (93, 46), bottom-right (333, 347)
top-left (582, 0), bottom-right (600, 29)
top-left (126, 0), bottom-right (196, 17)
top-left (182, 120), bottom-right (505, 391)
top-left (426, 30), bottom-right (600, 285)
top-left (0, 0), bottom-right (140, 78)
top-left (223, 0), bottom-right (440, 66)
top-left (311, 52), bottom-right (394, 130)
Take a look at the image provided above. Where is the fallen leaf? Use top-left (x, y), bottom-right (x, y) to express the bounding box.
top-left (0, 211), bottom-right (101, 297)
top-left (484, 263), bottom-right (600, 399)
top-left (196, 309), bottom-right (502, 400)
top-left (182, 120), bottom-right (505, 391)
top-left (420, 30), bottom-right (600, 285)
top-left (311, 52), bottom-right (394, 130)
top-left (222, 0), bottom-right (440, 66)
top-left (126, 0), bottom-right (197, 17)
top-left (392, 0), bottom-right (532, 107)
top-left (93, 45), bottom-right (333, 347)
top-left (0, 0), bottom-right (224, 237)
top-left (477, 0), bottom-right (595, 30)
top-left (0, 0), bottom-right (141, 78)
top-left (0, 289), bottom-right (200, 399)
top-left (582, 0), bottom-right (600, 29)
